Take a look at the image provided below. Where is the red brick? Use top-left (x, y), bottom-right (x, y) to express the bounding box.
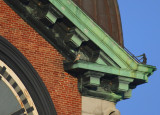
top-left (0, 1), bottom-right (81, 114)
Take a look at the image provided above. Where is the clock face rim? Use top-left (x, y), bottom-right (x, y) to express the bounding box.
top-left (0, 36), bottom-right (57, 115)
top-left (0, 60), bottom-right (38, 115)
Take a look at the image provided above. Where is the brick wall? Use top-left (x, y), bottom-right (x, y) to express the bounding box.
top-left (0, 0), bottom-right (81, 114)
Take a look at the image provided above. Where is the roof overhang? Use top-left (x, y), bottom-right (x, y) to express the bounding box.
top-left (4, 0), bottom-right (156, 102)
top-left (49, 0), bottom-right (156, 72)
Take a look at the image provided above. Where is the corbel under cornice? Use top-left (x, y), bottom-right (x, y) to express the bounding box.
top-left (64, 60), bottom-right (155, 102)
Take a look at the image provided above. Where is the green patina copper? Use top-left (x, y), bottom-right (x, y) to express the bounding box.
top-left (65, 60), bottom-right (149, 81)
top-left (49, 0), bottom-right (156, 74)
top-left (4, 0), bottom-right (156, 102)
top-left (49, 0), bottom-right (156, 101)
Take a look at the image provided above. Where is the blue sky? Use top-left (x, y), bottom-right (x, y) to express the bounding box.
top-left (116, 0), bottom-right (160, 115)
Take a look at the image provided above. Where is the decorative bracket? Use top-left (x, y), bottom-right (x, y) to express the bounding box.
top-left (118, 76), bottom-right (134, 92)
top-left (64, 61), bottom-right (137, 102)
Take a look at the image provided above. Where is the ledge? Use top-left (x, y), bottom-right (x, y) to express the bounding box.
top-left (64, 60), bottom-right (153, 82)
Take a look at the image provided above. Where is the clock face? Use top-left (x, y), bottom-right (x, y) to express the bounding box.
top-left (0, 60), bottom-right (38, 115)
top-left (0, 36), bottom-right (57, 115)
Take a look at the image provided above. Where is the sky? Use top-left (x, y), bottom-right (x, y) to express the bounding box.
top-left (116, 0), bottom-right (160, 115)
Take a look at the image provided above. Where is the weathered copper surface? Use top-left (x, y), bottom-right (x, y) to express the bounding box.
top-left (73, 0), bottom-right (124, 47)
